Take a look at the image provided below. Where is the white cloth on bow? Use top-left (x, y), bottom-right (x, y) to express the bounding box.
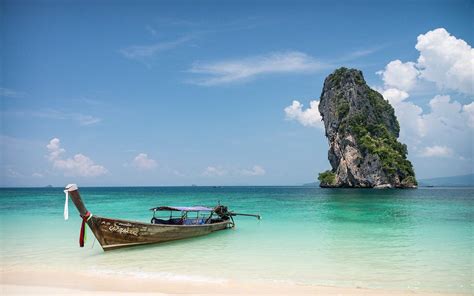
top-left (63, 189), bottom-right (69, 220)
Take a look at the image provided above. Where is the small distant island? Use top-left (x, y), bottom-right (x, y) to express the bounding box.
top-left (317, 68), bottom-right (417, 189)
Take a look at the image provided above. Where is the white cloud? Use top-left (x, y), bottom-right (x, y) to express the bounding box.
top-left (240, 165), bottom-right (266, 176)
top-left (75, 114), bottom-right (101, 126)
top-left (381, 92), bottom-right (472, 158)
top-left (416, 28), bottom-right (473, 95)
top-left (284, 100), bottom-right (323, 129)
top-left (0, 87), bottom-right (26, 99)
top-left (32, 172), bottom-right (44, 178)
top-left (189, 51), bottom-right (327, 85)
top-left (202, 166), bottom-right (227, 177)
top-left (120, 36), bottom-right (192, 60)
top-left (337, 46), bottom-right (384, 61)
top-left (19, 109), bottom-right (102, 126)
top-left (6, 167), bottom-right (23, 178)
top-left (377, 60), bottom-right (419, 91)
top-left (380, 88), bottom-right (410, 105)
top-left (378, 28), bottom-right (473, 95)
top-left (462, 102), bottom-right (474, 128)
top-left (379, 88), bottom-right (426, 140)
top-left (420, 145), bottom-right (454, 158)
top-left (375, 28), bottom-right (473, 164)
top-left (46, 138), bottom-right (66, 161)
top-left (46, 138), bottom-right (108, 177)
top-left (423, 95), bottom-right (466, 133)
top-left (132, 153), bottom-right (157, 170)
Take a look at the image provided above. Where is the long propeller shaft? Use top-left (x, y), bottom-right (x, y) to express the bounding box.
top-left (230, 212), bottom-right (261, 220)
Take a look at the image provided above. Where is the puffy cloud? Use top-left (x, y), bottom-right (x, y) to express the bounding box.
top-left (54, 155), bottom-right (108, 177)
top-left (381, 88), bottom-right (410, 105)
top-left (380, 93), bottom-right (472, 158)
top-left (378, 28), bottom-right (473, 95)
top-left (131, 153), bottom-right (157, 170)
top-left (376, 28), bottom-right (473, 164)
top-left (420, 145), bottom-right (453, 158)
top-left (46, 138), bottom-right (65, 161)
top-left (423, 95), bottom-right (467, 134)
top-left (46, 138), bottom-right (108, 177)
top-left (389, 95), bottom-right (425, 140)
top-left (416, 28), bottom-right (474, 95)
top-left (240, 165), bottom-right (266, 176)
top-left (463, 102), bottom-right (474, 128)
top-left (189, 51), bottom-right (327, 85)
top-left (284, 100), bottom-right (323, 129)
top-left (377, 60), bottom-right (419, 91)
top-left (202, 166), bottom-right (227, 177)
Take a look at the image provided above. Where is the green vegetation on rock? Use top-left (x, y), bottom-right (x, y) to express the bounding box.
top-left (318, 170), bottom-right (336, 186)
top-left (366, 89), bottom-right (400, 136)
top-left (336, 101), bottom-right (350, 120)
top-left (401, 176), bottom-right (418, 187)
top-left (354, 73), bottom-right (364, 85)
top-left (318, 67), bottom-right (417, 188)
top-left (329, 67), bottom-right (347, 86)
top-left (351, 120), bottom-right (415, 179)
top-left (341, 93), bottom-right (415, 182)
top-left (330, 67), bottom-right (366, 88)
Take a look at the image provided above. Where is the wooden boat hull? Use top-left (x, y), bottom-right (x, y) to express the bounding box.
top-left (66, 185), bottom-right (232, 251)
top-left (87, 216), bottom-right (232, 251)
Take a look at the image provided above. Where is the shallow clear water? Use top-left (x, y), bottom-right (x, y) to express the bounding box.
top-left (0, 187), bottom-right (473, 293)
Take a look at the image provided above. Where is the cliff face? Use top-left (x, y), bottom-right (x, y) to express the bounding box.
top-left (318, 68), bottom-right (417, 188)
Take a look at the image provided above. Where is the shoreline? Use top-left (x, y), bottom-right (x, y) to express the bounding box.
top-left (0, 268), bottom-right (467, 295)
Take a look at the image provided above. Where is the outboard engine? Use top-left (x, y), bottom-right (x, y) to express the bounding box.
top-left (213, 205), bottom-right (235, 227)
top-left (213, 205), bottom-right (231, 219)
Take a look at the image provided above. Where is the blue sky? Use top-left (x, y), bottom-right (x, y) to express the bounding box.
top-left (1, 0), bottom-right (473, 186)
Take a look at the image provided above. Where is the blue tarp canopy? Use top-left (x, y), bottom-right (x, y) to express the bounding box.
top-left (150, 206), bottom-right (213, 212)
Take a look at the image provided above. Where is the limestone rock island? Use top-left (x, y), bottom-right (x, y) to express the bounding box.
top-left (318, 68), bottom-right (417, 188)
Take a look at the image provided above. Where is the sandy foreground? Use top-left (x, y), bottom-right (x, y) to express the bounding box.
top-left (0, 268), bottom-right (466, 296)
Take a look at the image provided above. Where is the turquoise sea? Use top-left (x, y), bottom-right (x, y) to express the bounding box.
top-left (0, 186), bottom-right (473, 294)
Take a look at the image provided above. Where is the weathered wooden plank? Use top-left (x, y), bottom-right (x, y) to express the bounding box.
top-left (66, 187), bottom-right (233, 251)
top-left (86, 216), bottom-right (231, 251)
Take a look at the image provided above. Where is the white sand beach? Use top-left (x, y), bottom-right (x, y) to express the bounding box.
top-left (0, 268), bottom-right (467, 296)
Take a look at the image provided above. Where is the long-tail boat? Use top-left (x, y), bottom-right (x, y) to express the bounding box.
top-left (64, 184), bottom-right (260, 251)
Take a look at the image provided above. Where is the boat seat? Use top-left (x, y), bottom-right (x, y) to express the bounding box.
top-left (151, 218), bottom-right (182, 225)
top-left (151, 218), bottom-right (166, 224)
top-left (183, 218), bottom-right (206, 225)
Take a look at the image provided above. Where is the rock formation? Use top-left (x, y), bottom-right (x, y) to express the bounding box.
top-left (318, 67), bottom-right (417, 188)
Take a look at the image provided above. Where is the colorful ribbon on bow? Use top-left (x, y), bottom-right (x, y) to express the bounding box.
top-left (79, 211), bottom-right (92, 247)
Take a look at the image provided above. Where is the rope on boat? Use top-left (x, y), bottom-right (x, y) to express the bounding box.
top-left (79, 211), bottom-right (92, 247)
